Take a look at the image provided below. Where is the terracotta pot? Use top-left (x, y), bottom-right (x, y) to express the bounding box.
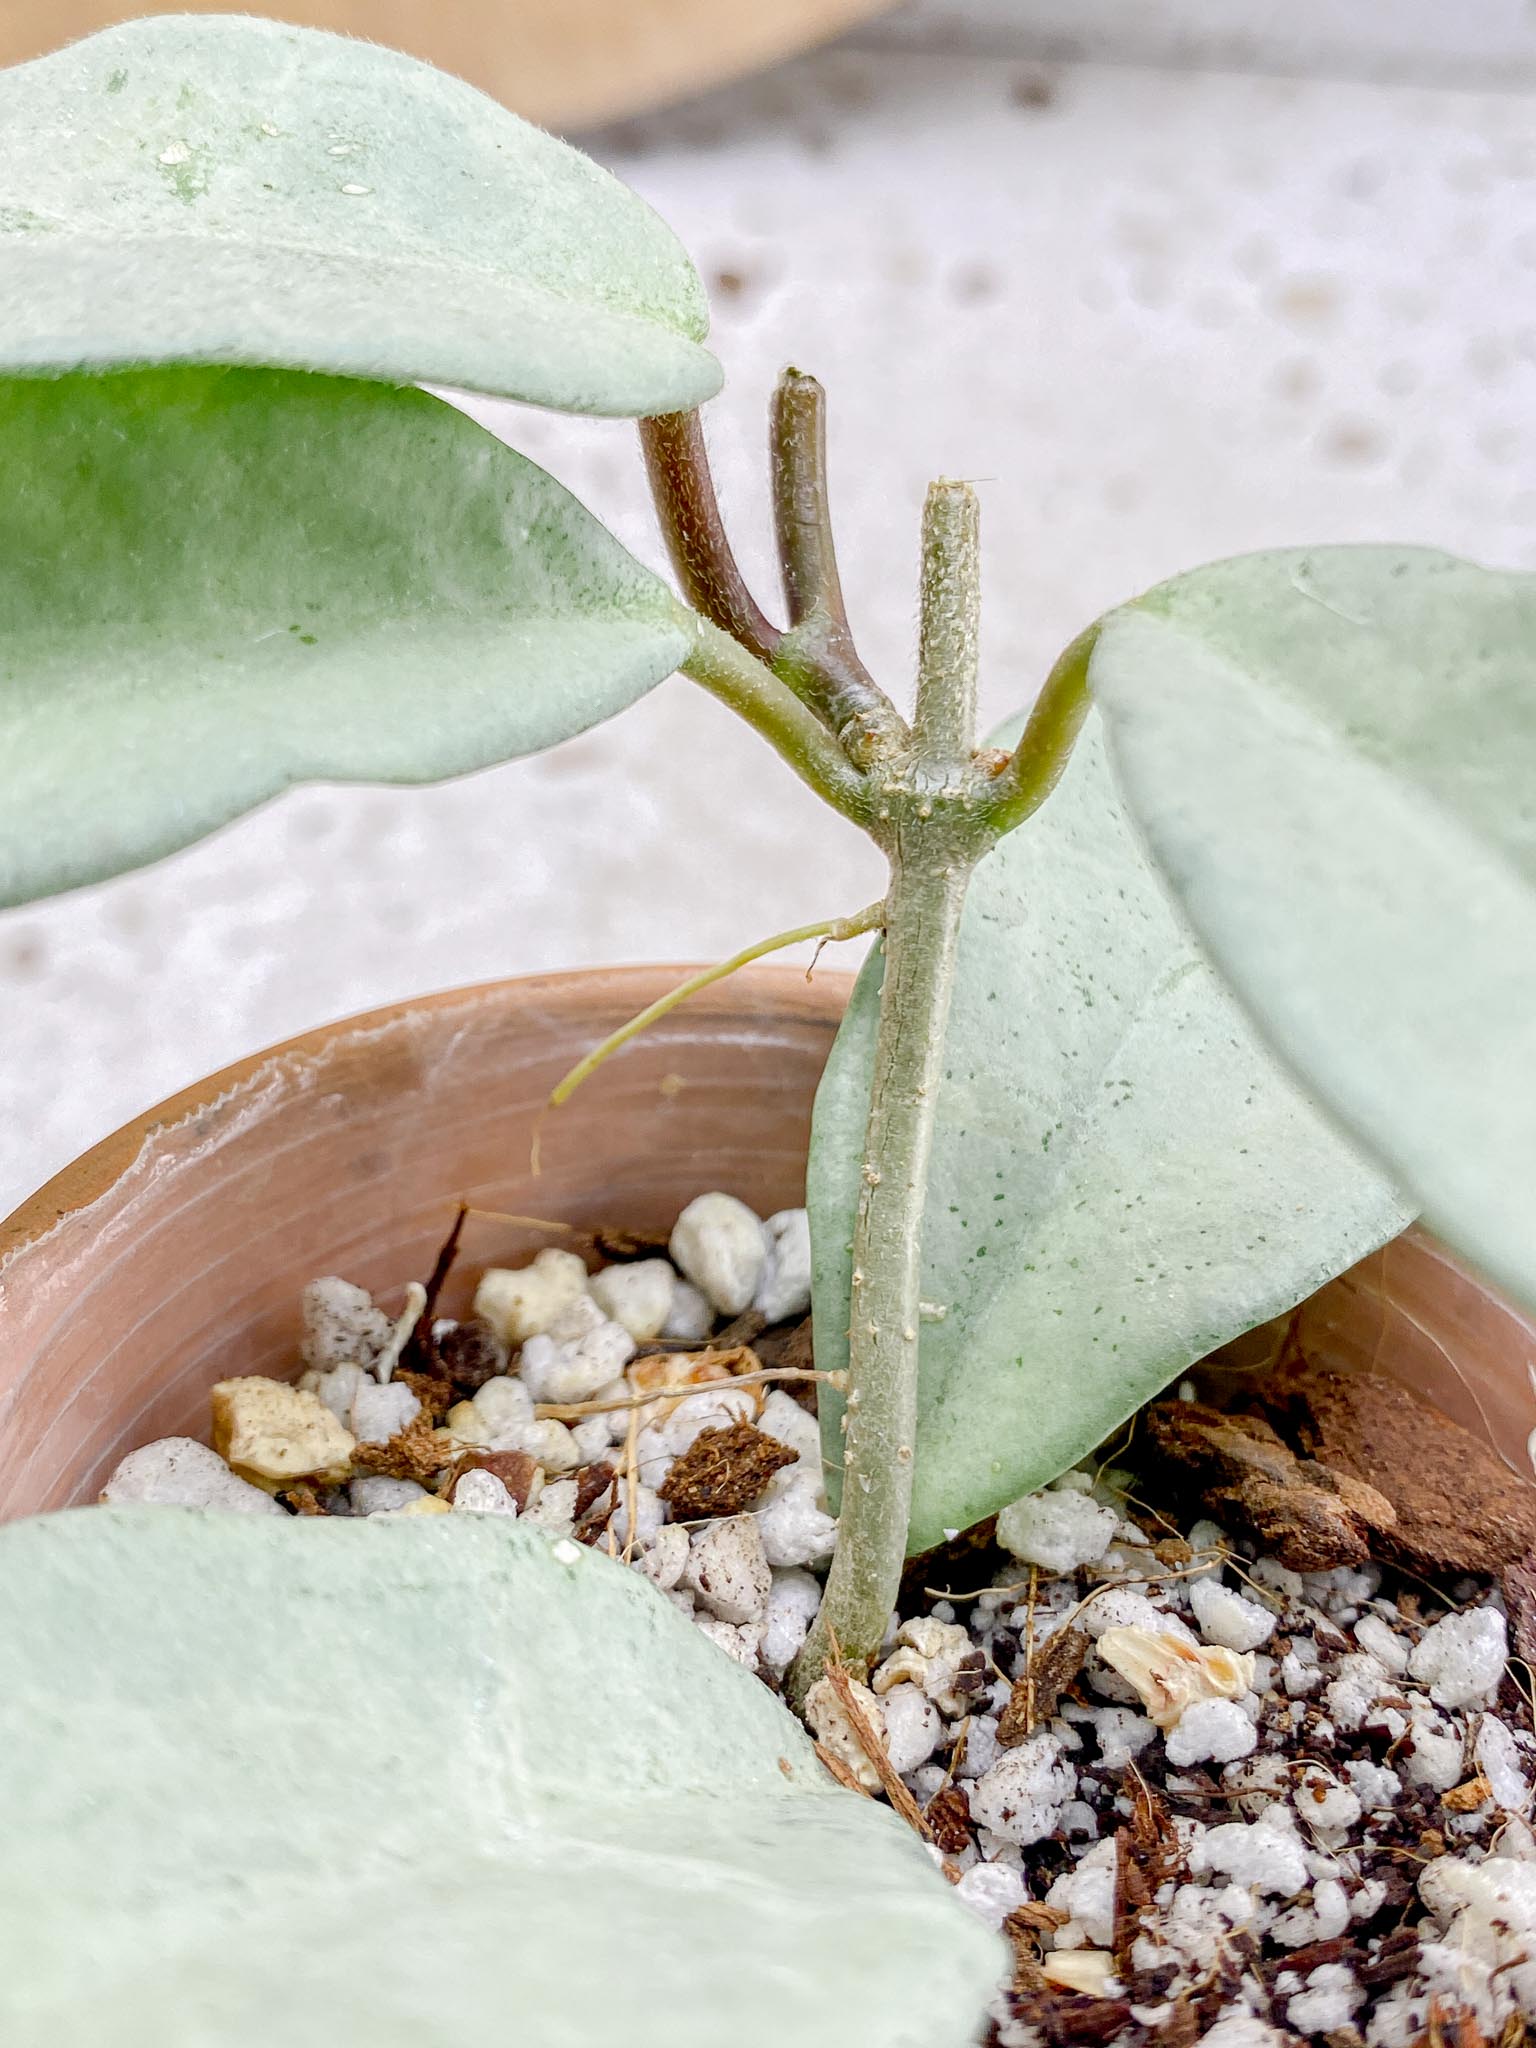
top-left (0, 0), bottom-right (896, 130)
top-left (2, 966), bottom-right (1534, 1523)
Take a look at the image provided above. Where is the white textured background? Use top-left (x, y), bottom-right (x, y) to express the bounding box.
top-left (3, 0), bottom-right (1535, 1215)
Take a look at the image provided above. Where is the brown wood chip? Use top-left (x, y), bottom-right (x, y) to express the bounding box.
top-left (282, 1483), bottom-right (326, 1516)
top-left (656, 1420), bottom-right (797, 1519)
top-left (573, 1460), bottom-right (617, 1521)
top-left (923, 1782), bottom-right (973, 1855)
top-left (999, 1624), bottom-right (1089, 1747)
top-left (1261, 1361), bottom-right (1536, 1577)
top-left (1142, 1397), bottom-right (1396, 1572)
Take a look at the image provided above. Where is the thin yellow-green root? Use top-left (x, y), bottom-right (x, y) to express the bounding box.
top-left (545, 900), bottom-right (886, 1115)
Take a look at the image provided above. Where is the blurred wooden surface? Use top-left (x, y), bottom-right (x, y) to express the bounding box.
top-left (0, 0), bottom-right (895, 129)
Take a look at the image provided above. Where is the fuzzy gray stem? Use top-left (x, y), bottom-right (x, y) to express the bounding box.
top-left (911, 480), bottom-right (980, 772)
top-left (790, 842), bottom-right (974, 1699)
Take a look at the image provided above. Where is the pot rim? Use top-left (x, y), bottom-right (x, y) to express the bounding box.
top-left (0, 962), bottom-right (857, 1270)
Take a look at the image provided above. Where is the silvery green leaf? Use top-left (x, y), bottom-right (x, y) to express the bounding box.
top-left (0, 14), bottom-right (718, 415)
top-left (1090, 544), bottom-right (1536, 1311)
top-left (0, 1509), bottom-right (1001, 2046)
top-left (0, 365), bottom-right (690, 905)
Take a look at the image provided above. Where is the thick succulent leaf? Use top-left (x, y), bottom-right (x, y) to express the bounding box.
top-left (0, 14), bottom-right (718, 415)
top-left (810, 710), bottom-right (1410, 1553)
top-left (1088, 546), bottom-right (1536, 1313)
top-left (0, 1509), bottom-right (1000, 2046)
top-left (0, 364), bottom-right (691, 905)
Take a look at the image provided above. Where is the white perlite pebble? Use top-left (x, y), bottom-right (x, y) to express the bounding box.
top-left (669, 1192), bottom-right (767, 1314)
top-left (100, 1437), bottom-right (285, 1515)
top-left (1165, 1699), bottom-right (1258, 1768)
top-left (1478, 1712), bottom-right (1532, 1812)
top-left (755, 1465), bottom-right (837, 1568)
top-left (348, 1379), bottom-right (421, 1445)
top-left (569, 1416), bottom-right (613, 1463)
top-left (523, 1478), bottom-right (579, 1536)
top-left (349, 1475), bottom-right (427, 1515)
top-left (874, 1616), bottom-right (980, 1716)
top-left (1199, 1817), bottom-right (1309, 1897)
top-left (969, 1734), bottom-right (1077, 1846)
top-left (759, 1569), bottom-right (823, 1676)
top-left (753, 1208), bottom-right (812, 1323)
top-left (300, 1275), bottom-right (393, 1370)
top-left (1293, 1778), bottom-right (1362, 1835)
top-left (589, 1260), bottom-right (676, 1343)
top-left (515, 1419), bottom-right (582, 1474)
top-left (683, 1515), bottom-right (771, 1626)
top-left (518, 1294), bottom-right (636, 1405)
top-left (756, 1388), bottom-right (821, 1465)
top-left (634, 1522), bottom-right (691, 1593)
top-left (604, 1481), bottom-right (665, 1552)
top-left (1355, 1611), bottom-right (1411, 1674)
top-left (472, 1247), bottom-right (588, 1346)
top-left (1199, 2017), bottom-right (1290, 2048)
top-left (1404, 1712), bottom-right (1465, 1793)
top-left (954, 1861), bottom-right (1029, 1929)
top-left (659, 1279), bottom-right (714, 1341)
top-left (1421, 1849), bottom-right (1536, 2020)
top-left (470, 1375), bottom-right (534, 1444)
top-left (1189, 1577), bottom-right (1277, 1654)
top-left (1285, 1962), bottom-right (1365, 2034)
top-left (881, 1686), bottom-right (944, 1775)
top-left (1046, 1838), bottom-right (1118, 1948)
top-left (996, 1486), bottom-right (1117, 1575)
top-left (1086, 1707), bottom-right (1157, 1769)
top-left (1409, 1605), bottom-right (1508, 1709)
top-left (306, 1361), bottom-right (367, 1427)
top-left (694, 1617), bottom-right (765, 1668)
top-left (452, 1469), bottom-right (517, 1516)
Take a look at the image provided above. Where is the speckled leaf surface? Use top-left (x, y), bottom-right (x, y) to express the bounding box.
top-left (1089, 546), bottom-right (1536, 1313)
top-left (0, 1509), bottom-right (1000, 2047)
top-left (810, 710), bottom-right (1410, 1553)
top-left (0, 14), bottom-right (718, 415)
top-left (0, 364), bottom-right (691, 905)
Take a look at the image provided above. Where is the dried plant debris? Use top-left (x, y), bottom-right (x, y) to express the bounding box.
top-left (1143, 1396), bottom-right (1397, 1571)
top-left (1261, 1361), bottom-right (1536, 1577)
top-left (998, 1625), bottom-right (1088, 1746)
top-left (1110, 1772), bottom-right (1184, 1980)
top-left (657, 1421), bottom-right (798, 1520)
top-left (351, 1413), bottom-right (449, 1486)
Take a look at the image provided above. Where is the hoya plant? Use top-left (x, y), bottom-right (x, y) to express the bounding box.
top-left (0, 15), bottom-right (1527, 2044)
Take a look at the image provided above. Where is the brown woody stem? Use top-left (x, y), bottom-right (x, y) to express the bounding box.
top-left (639, 410), bottom-right (781, 665)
